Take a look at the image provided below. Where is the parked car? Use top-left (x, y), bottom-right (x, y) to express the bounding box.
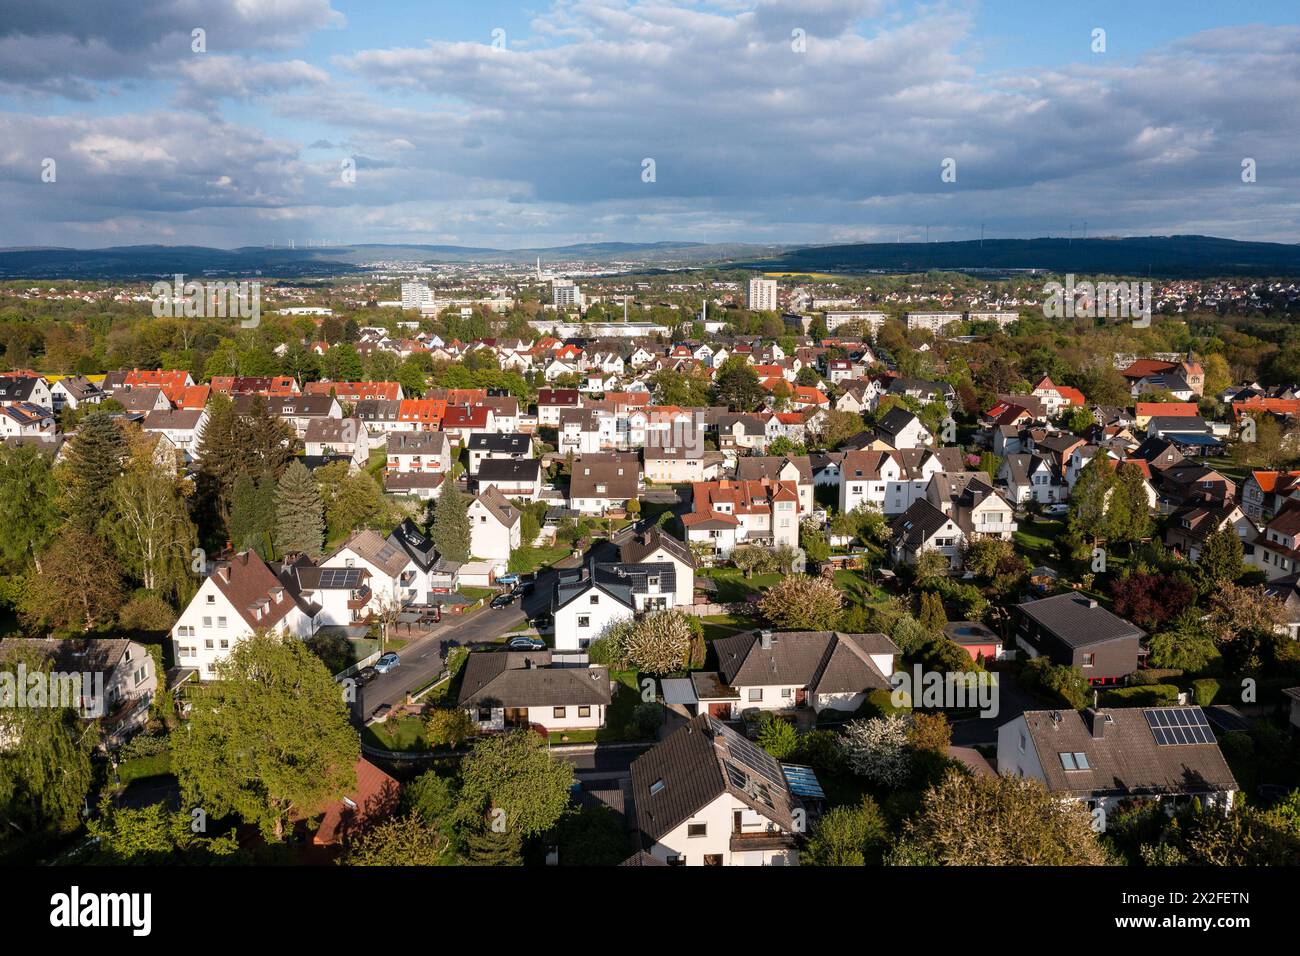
top-left (512, 580), bottom-right (531, 596)
top-left (495, 573), bottom-right (520, 587)
top-left (507, 636), bottom-right (547, 651)
top-left (1043, 503), bottom-right (1069, 516)
top-left (490, 592), bottom-right (515, 609)
top-left (374, 652), bottom-right (401, 674)
top-left (355, 666), bottom-right (377, 685)
top-left (530, 613), bottom-right (552, 631)
top-left (370, 703), bottom-right (392, 722)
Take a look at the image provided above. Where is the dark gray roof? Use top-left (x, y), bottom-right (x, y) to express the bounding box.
top-left (629, 714), bottom-right (798, 842)
top-left (712, 630), bottom-right (897, 696)
top-left (457, 651), bottom-right (612, 708)
top-left (476, 457), bottom-right (541, 483)
top-left (877, 405), bottom-right (921, 437)
top-left (388, 518), bottom-right (438, 571)
top-left (467, 433), bottom-right (532, 454)
top-left (890, 500), bottom-right (957, 551)
top-left (619, 526), bottom-right (694, 569)
top-left (1016, 592), bottom-right (1145, 648)
top-left (1021, 707), bottom-right (1237, 799)
top-left (554, 566), bottom-right (636, 612)
top-left (593, 562), bottom-right (676, 597)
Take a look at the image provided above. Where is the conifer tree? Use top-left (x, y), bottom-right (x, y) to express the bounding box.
top-left (431, 481), bottom-right (472, 563)
top-left (62, 411), bottom-right (127, 532)
top-left (274, 460), bottom-right (325, 558)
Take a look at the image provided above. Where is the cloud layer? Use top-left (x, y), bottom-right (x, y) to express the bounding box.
top-left (0, 0), bottom-right (1297, 248)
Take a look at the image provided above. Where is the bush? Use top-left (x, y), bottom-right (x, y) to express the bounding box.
top-left (630, 702), bottom-right (664, 738)
top-left (1190, 678), bottom-right (1221, 707)
top-left (858, 688), bottom-right (908, 719)
top-left (1099, 684), bottom-right (1181, 707)
top-left (1019, 657), bottom-right (1090, 709)
top-left (756, 714), bottom-right (799, 760)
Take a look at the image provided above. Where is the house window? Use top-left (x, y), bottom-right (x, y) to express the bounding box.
top-left (1018, 731), bottom-right (1026, 754)
top-left (220, 640), bottom-right (229, 650)
top-left (478, 707), bottom-right (492, 722)
top-left (687, 823), bottom-right (707, 838)
top-left (553, 706), bottom-right (566, 719)
top-left (205, 639), bottom-right (214, 649)
top-left (748, 688), bottom-right (763, 702)
top-left (590, 595), bottom-right (599, 604)
top-left (1081, 653), bottom-right (1095, 667)
top-left (578, 705), bottom-right (591, 718)
top-left (202, 616), bottom-right (212, 628)
top-left (206, 594), bottom-right (215, 604)
top-left (217, 617), bottom-right (227, 628)
top-left (781, 688), bottom-right (792, 698)
top-left (1059, 752), bottom-right (1090, 770)
top-left (578, 616), bottom-right (590, 628)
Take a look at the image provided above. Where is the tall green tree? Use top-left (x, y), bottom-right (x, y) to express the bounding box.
top-left (0, 644), bottom-right (95, 855)
top-left (1067, 453), bottom-right (1114, 545)
top-left (62, 411), bottom-right (127, 533)
top-left (275, 460), bottom-right (325, 558)
top-left (430, 481), bottom-right (472, 563)
top-left (227, 471), bottom-right (278, 557)
top-left (1198, 524), bottom-right (1245, 587)
top-left (1101, 461), bottom-right (1152, 550)
top-left (0, 444), bottom-right (60, 573)
top-left (171, 632), bottom-right (358, 841)
top-left (109, 432), bottom-right (198, 597)
top-left (456, 731), bottom-right (573, 839)
top-left (711, 357), bottom-right (765, 411)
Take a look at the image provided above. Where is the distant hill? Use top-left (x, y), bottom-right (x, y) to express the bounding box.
top-left (0, 241), bottom-right (787, 279)
top-left (732, 235), bottom-right (1300, 278)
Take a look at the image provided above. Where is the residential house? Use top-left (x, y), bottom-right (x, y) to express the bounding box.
top-left (458, 650), bottom-right (612, 733)
top-left (466, 433), bottom-right (533, 476)
top-left (1015, 593), bottom-right (1145, 685)
top-left (628, 714), bottom-right (803, 866)
top-left (889, 500), bottom-right (966, 568)
top-left (467, 486), bottom-right (522, 563)
top-left (303, 417), bottom-right (371, 470)
top-left (619, 526), bottom-right (696, 608)
top-left (735, 455), bottom-right (814, 516)
top-left (552, 565), bottom-right (637, 651)
top-left (171, 551), bottom-right (318, 680)
top-left (876, 406), bottom-right (932, 449)
top-left (682, 477), bottom-right (800, 560)
top-left (710, 629), bottom-right (898, 716)
top-left (474, 458), bottom-right (543, 500)
top-left (385, 431), bottom-right (452, 475)
top-left (997, 707), bottom-right (1236, 815)
top-left (568, 453), bottom-right (641, 514)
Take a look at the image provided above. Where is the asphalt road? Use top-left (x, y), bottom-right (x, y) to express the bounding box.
top-left (354, 562), bottom-right (571, 718)
top-left (353, 523), bottom-right (647, 722)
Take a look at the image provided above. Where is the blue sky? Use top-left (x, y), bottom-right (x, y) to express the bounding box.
top-left (0, 0), bottom-right (1297, 248)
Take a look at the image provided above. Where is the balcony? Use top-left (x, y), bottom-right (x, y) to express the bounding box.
top-left (347, 586), bottom-right (372, 610)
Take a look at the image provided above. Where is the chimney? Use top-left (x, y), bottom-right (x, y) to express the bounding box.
top-left (1085, 598), bottom-right (1098, 609)
top-left (1086, 707), bottom-right (1107, 739)
top-left (759, 630), bottom-right (773, 650)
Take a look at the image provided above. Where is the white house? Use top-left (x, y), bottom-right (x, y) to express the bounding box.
top-left (458, 650), bottom-right (611, 733)
top-left (629, 714), bottom-right (804, 866)
top-left (619, 527), bottom-right (696, 608)
top-left (552, 567), bottom-right (636, 651)
top-left (468, 487), bottom-right (522, 563)
top-left (171, 551), bottom-right (318, 680)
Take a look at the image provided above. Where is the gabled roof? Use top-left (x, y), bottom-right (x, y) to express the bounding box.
top-left (620, 526), bottom-right (694, 569)
top-left (472, 485), bottom-right (521, 528)
top-left (457, 652), bottom-right (612, 709)
top-left (712, 630), bottom-right (897, 696)
top-left (476, 458), bottom-right (541, 484)
top-left (629, 714), bottom-right (799, 842)
top-left (1021, 707), bottom-right (1237, 799)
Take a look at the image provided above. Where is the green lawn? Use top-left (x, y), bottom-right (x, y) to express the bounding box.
top-left (116, 752), bottom-right (172, 787)
top-left (363, 714), bottom-right (429, 752)
top-left (508, 544), bottom-right (571, 575)
top-left (832, 569), bottom-right (890, 606)
top-left (700, 612), bottom-right (756, 642)
top-left (699, 569), bottom-right (783, 603)
top-left (1014, 516), bottom-right (1065, 569)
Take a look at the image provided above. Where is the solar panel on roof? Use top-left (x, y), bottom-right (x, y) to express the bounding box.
top-left (1145, 706), bottom-right (1215, 745)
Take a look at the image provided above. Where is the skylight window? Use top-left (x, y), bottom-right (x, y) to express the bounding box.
top-left (1059, 752), bottom-right (1090, 771)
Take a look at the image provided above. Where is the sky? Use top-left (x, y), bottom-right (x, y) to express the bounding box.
top-left (1, 0), bottom-right (1297, 250)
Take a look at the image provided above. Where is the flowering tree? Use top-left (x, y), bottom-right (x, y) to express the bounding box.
top-left (841, 714), bottom-right (912, 786)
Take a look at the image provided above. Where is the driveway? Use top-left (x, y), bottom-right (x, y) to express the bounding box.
top-left (354, 564), bottom-right (567, 719)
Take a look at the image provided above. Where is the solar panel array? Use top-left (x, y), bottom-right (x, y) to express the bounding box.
top-left (317, 568), bottom-right (362, 588)
top-left (1145, 706), bottom-right (1215, 746)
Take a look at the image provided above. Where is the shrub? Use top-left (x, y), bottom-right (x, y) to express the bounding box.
top-left (1190, 678), bottom-right (1221, 707)
top-left (630, 702), bottom-right (664, 738)
top-left (1099, 684), bottom-right (1180, 707)
top-left (756, 714), bottom-right (799, 760)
